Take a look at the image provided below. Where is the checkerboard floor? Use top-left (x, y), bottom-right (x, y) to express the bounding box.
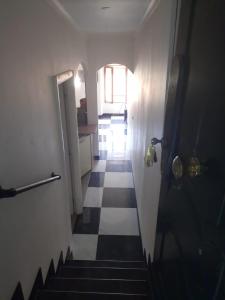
top-left (72, 115), bottom-right (143, 261)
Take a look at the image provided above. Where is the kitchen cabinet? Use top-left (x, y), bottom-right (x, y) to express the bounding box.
top-left (79, 135), bottom-right (92, 177)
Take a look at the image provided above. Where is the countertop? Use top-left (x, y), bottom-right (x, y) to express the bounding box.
top-left (78, 124), bottom-right (97, 136)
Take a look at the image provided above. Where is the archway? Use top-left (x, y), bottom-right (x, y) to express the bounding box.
top-left (96, 63), bottom-right (134, 118)
top-left (95, 63), bottom-right (135, 160)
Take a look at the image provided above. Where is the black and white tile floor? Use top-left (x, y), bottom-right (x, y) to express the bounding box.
top-left (72, 116), bottom-right (143, 261)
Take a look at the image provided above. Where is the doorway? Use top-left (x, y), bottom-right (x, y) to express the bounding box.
top-left (96, 63), bottom-right (134, 158)
top-left (55, 70), bottom-right (83, 226)
top-left (97, 64), bottom-right (134, 119)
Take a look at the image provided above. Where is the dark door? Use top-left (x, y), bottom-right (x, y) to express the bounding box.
top-left (153, 0), bottom-right (225, 299)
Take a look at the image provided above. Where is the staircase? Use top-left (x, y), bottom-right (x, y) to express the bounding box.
top-left (35, 259), bottom-right (151, 299)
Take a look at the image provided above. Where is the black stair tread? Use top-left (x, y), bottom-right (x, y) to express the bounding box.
top-left (57, 266), bottom-right (147, 280)
top-left (36, 290), bottom-right (148, 300)
top-left (46, 277), bottom-right (149, 294)
top-left (65, 260), bottom-right (146, 269)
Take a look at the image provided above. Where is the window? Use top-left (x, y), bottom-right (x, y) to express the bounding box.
top-left (104, 64), bottom-right (128, 103)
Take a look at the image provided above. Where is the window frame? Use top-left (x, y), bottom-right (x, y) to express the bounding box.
top-left (104, 64), bottom-right (128, 104)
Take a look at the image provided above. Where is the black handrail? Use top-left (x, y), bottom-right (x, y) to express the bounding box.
top-left (0, 173), bottom-right (61, 199)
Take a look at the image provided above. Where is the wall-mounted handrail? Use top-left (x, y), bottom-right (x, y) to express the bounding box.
top-left (0, 173), bottom-right (61, 199)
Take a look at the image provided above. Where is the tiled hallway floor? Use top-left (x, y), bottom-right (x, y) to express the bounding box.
top-left (72, 115), bottom-right (143, 261)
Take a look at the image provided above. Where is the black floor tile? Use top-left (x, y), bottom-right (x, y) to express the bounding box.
top-left (73, 207), bottom-right (100, 234)
top-left (98, 114), bottom-right (111, 119)
top-left (88, 172), bottom-right (105, 187)
top-left (98, 150), bottom-right (108, 160)
top-left (97, 235), bottom-right (143, 261)
top-left (106, 160), bottom-right (132, 172)
top-left (102, 188), bottom-right (137, 208)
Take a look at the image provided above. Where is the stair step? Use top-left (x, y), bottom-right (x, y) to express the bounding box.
top-left (46, 277), bottom-right (149, 294)
top-left (65, 260), bottom-right (146, 269)
top-left (57, 266), bottom-right (147, 280)
top-left (36, 290), bottom-right (148, 300)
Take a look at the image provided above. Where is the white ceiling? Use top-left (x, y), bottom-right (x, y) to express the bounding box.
top-left (56, 0), bottom-right (152, 33)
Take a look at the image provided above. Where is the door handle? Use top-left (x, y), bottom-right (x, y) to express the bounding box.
top-left (172, 155), bottom-right (203, 179)
top-left (187, 156), bottom-right (201, 177)
top-left (172, 155), bottom-right (183, 179)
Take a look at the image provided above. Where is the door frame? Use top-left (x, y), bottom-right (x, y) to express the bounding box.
top-left (54, 70), bottom-right (83, 219)
top-left (152, 1), bottom-right (195, 298)
top-left (154, 0), bottom-right (196, 260)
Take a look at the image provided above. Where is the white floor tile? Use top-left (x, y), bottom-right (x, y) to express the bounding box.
top-left (99, 129), bottom-right (111, 136)
top-left (83, 187), bottom-right (103, 207)
top-left (71, 234), bottom-right (98, 260)
top-left (92, 160), bottom-right (106, 172)
top-left (107, 152), bottom-right (131, 160)
top-left (99, 119), bottom-right (111, 125)
top-left (111, 116), bottom-right (124, 120)
top-left (104, 172), bottom-right (134, 188)
top-left (99, 208), bottom-right (139, 236)
top-left (99, 142), bottom-right (109, 150)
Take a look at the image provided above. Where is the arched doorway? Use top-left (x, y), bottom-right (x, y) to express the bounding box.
top-left (97, 63), bottom-right (134, 118)
top-left (95, 63), bottom-right (134, 160)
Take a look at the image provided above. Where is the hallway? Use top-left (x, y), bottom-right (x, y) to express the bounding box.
top-left (72, 115), bottom-right (143, 261)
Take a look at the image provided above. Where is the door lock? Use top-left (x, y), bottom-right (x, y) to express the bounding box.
top-left (151, 137), bottom-right (163, 146)
top-left (145, 144), bottom-right (157, 167)
top-left (145, 137), bottom-right (162, 167)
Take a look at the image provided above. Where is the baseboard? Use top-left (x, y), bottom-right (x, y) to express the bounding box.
top-left (11, 283), bottom-right (24, 300)
top-left (11, 247), bottom-right (73, 300)
top-left (146, 252), bottom-right (162, 300)
top-left (56, 251), bottom-right (64, 273)
top-left (29, 269), bottom-right (44, 300)
top-left (44, 259), bottom-right (55, 287)
top-left (65, 246), bottom-right (73, 261)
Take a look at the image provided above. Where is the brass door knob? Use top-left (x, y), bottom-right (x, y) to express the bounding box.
top-left (172, 155), bottom-right (183, 179)
top-left (187, 156), bottom-right (201, 177)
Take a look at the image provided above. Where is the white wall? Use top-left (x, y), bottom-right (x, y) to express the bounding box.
top-left (130, 0), bottom-right (177, 259)
top-left (0, 1), bottom-right (87, 299)
top-left (97, 67), bottom-right (104, 115)
top-left (75, 65), bottom-right (86, 107)
top-left (86, 33), bottom-right (134, 155)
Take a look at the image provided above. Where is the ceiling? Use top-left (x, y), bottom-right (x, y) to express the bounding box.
top-left (55, 0), bottom-right (152, 33)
